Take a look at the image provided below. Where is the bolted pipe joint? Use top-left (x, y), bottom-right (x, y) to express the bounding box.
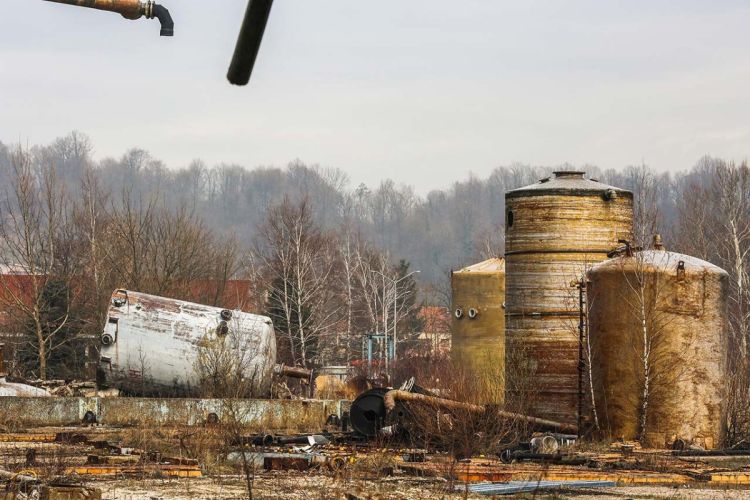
top-left (145, 2), bottom-right (174, 36)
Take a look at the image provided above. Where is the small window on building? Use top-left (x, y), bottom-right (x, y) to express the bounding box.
top-left (507, 209), bottom-right (514, 228)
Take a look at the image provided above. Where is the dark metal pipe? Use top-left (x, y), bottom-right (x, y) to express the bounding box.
top-left (151, 4), bottom-right (173, 36)
top-left (42, 0), bottom-right (173, 36)
top-left (227, 0), bottom-right (274, 85)
top-left (274, 364), bottom-right (313, 380)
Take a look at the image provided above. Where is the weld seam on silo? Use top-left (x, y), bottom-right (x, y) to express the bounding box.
top-left (506, 311), bottom-right (579, 318)
top-left (504, 249), bottom-right (612, 256)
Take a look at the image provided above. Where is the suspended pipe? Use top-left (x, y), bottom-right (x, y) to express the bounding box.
top-left (42, 0), bottom-right (173, 36)
top-left (227, 0), bottom-right (274, 85)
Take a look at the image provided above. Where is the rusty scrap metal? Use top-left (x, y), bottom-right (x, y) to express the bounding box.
top-left (68, 464), bottom-right (201, 477)
top-left (42, 0), bottom-right (173, 36)
top-left (0, 434), bottom-right (57, 443)
top-left (0, 468), bottom-right (39, 484)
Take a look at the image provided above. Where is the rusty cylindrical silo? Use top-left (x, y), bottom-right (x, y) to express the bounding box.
top-left (504, 171), bottom-right (633, 424)
top-left (451, 258), bottom-right (505, 404)
top-left (588, 240), bottom-right (729, 449)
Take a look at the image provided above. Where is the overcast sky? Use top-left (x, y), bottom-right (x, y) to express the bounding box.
top-left (2, 0), bottom-right (750, 192)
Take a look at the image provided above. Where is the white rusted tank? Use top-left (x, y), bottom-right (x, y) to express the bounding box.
top-left (0, 377), bottom-right (50, 397)
top-left (451, 258), bottom-right (505, 404)
top-left (504, 171), bottom-right (633, 424)
top-left (588, 242), bottom-right (729, 449)
top-left (99, 289), bottom-right (276, 397)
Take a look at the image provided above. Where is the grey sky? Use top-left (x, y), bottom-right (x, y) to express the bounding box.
top-left (2, 0), bottom-right (750, 192)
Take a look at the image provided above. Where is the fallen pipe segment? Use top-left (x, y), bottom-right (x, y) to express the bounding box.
top-left (383, 390), bottom-right (578, 434)
top-left (273, 364), bottom-right (313, 380)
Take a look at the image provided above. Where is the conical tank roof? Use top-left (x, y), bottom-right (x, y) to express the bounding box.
top-left (590, 248), bottom-right (728, 276)
top-left (455, 258), bottom-right (505, 274)
top-left (506, 171), bottom-right (632, 198)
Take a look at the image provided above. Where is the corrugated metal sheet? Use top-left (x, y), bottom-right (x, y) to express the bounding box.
top-left (588, 248), bottom-right (729, 449)
top-left (504, 171), bottom-right (633, 424)
top-left (99, 289), bottom-right (276, 397)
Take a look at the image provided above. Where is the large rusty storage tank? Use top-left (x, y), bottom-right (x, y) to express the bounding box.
top-left (451, 258), bottom-right (505, 403)
top-left (504, 171), bottom-right (632, 424)
top-left (588, 242), bottom-right (729, 449)
top-left (99, 290), bottom-right (276, 397)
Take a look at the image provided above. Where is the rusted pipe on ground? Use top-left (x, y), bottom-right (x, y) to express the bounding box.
top-left (384, 390), bottom-right (485, 414)
top-left (42, 0), bottom-right (173, 36)
top-left (273, 364), bottom-right (313, 380)
top-left (0, 468), bottom-right (39, 484)
top-left (383, 390), bottom-right (578, 434)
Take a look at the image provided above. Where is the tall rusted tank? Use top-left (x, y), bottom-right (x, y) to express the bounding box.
top-left (99, 290), bottom-right (276, 397)
top-left (504, 171), bottom-right (632, 424)
top-left (451, 258), bottom-right (505, 403)
top-left (588, 241), bottom-right (729, 449)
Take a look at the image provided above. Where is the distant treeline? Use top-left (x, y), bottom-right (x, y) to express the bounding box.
top-left (0, 131), bottom-right (748, 389)
top-left (0, 131), bottom-right (739, 289)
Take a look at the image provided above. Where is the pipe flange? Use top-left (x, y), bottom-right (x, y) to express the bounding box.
top-left (142, 1), bottom-right (155, 19)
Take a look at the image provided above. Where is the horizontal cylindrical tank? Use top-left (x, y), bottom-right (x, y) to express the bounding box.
top-left (451, 258), bottom-right (505, 404)
top-left (504, 171), bottom-right (633, 424)
top-left (0, 377), bottom-right (50, 397)
top-left (588, 245), bottom-right (729, 449)
top-left (99, 289), bottom-right (276, 397)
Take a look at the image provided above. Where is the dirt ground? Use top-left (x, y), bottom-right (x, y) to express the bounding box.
top-left (4, 426), bottom-right (750, 499)
top-left (90, 475), bottom-right (750, 499)
top-left (96, 475), bottom-right (463, 499)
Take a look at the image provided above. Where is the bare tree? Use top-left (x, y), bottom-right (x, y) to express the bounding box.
top-left (673, 161), bottom-right (750, 443)
top-left (258, 198), bottom-right (338, 368)
top-left (0, 147), bottom-right (76, 379)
